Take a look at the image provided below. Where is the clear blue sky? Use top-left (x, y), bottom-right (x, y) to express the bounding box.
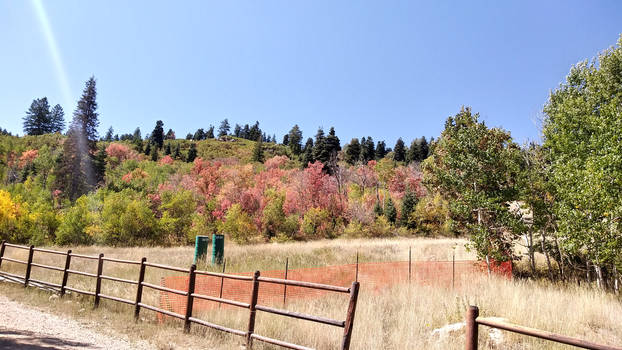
top-left (1, 1), bottom-right (620, 146)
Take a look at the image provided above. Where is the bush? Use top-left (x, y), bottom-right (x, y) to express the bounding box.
top-left (101, 190), bottom-right (159, 245)
top-left (158, 190), bottom-right (196, 244)
top-left (301, 208), bottom-right (332, 239)
top-left (220, 204), bottom-right (255, 243)
top-left (56, 196), bottom-right (96, 245)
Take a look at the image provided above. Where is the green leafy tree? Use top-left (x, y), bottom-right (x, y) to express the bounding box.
top-left (542, 36), bottom-right (622, 285)
top-left (422, 107), bottom-right (523, 263)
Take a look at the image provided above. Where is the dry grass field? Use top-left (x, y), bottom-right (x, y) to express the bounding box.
top-left (1, 237), bottom-right (621, 349)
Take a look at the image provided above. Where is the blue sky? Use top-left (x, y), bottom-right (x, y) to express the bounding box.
top-left (1, 1), bottom-right (620, 146)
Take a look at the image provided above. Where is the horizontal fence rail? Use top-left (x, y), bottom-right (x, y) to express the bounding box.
top-left (0, 240), bottom-right (360, 350)
top-left (465, 306), bottom-right (622, 350)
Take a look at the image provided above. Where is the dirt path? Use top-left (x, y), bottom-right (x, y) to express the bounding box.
top-left (0, 294), bottom-right (154, 350)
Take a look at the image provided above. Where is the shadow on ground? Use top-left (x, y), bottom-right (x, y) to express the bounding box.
top-left (0, 330), bottom-right (95, 349)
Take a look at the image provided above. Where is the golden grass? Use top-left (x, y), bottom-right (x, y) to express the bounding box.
top-left (1, 237), bottom-right (621, 349)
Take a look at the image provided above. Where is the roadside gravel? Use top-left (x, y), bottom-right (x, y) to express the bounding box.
top-left (0, 294), bottom-right (154, 349)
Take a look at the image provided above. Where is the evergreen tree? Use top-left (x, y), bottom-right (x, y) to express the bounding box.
top-left (113, 134), bottom-right (119, 141)
top-left (360, 136), bottom-right (375, 163)
top-left (393, 138), bottom-right (406, 162)
top-left (241, 124), bottom-right (250, 139)
top-left (233, 124), bottom-right (241, 137)
top-left (374, 201), bottom-right (384, 217)
top-left (104, 127), bottom-right (114, 141)
top-left (218, 118), bottom-right (230, 137)
top-left (282, 134), bottom-right (289, 145)
top-left (302, 138), bottom-right (314, 166)
top-left (344, 138), bottom-right (361, 165)
top-left (150, 143), bottom-right (159, 161)
top-left (420, 137), bottom-right (429, 161)
top-left (54, 127), bottom-right (88, 200)
top-left (385, 197), bottom-right (397, 224)
top-left (400, 191), bottom-right (418, 228)
top-left (165, 128), bottom-right (175, 140)
top-left (133, 127), bottom-right (142, 141)
top-left (249, 121), bottom-right (261, 141)
top-left (252, 136), bottom-right (264, 163)
top-left (206, 125), bottom-right (215, 139)
top-left (144, 142), bottom-right (152, 156)
top-left (23, 97), bottom-right (65, 135)
top-left (287, 125), bottom-right (303, 155)
top-left (272, 134), bottom-right (276, 143)
top-left (193, 128), bottom-right (205, 140)
top-left (312, 128), bottom-right (326, 162)
top-left (151, 120), bottom-right (164, 148)
top-left (93, 146), bottom-right (107, 184)
top-left (164, 143), bottom-right (171, 155)
top-left (49, 104), bottom-right (65, 133)
top-left (375, 141), bottom-right (387, 159)
top-left (73, 76), bottom-right (99, 142)
top-left (186, 143), bottom-right (197, 162)
top-left (186, 133), bottom-right (193, 140)
top-left (173, 144), bottom-right (181, 159)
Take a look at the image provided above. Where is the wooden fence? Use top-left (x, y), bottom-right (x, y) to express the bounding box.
top-left (465, 306), bottom-right (622, 350)
top-left (0, 241), bottom-right (359, 350)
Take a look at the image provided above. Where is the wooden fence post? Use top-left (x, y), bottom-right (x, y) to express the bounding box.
top-left (60, 249), bottom-right (72, 297)
top-left (465, 305), bottom-right (479, 350)
top-left (94, 253), bottom-right (104, 308)
top-left (246, 270), bottom-right (260, 349)
top-left (134, 257), bottom-right (147, 320)
top-left (184, 264), bottom-right (197, 333)
top-left (341, 281), bottom-right (360, 350)
top-left (0, 240), bottom-right (6, 270)
top-left (24, 245), bottom-right (34, 287)
top-left (283, 257), bottom-right (288, 307)
top-left (218, 259), bottom-right (226, 309)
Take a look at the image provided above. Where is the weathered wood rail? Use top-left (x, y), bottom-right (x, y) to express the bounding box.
top-left (0, 240), bottom-right (359, 350)
top-left (465, 305), bottom-right (622, 350)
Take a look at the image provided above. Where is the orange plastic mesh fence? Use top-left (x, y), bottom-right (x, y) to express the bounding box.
top-left (157, 260), bottom-right (511, 322)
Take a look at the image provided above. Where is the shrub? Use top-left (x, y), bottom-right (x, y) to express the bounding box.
top-left (220, 204), bottom-right (255, 243)
top-left (56, 196), bottom-right (95, 245)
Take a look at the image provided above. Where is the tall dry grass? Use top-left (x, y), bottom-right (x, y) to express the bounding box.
top-left (1, 237), bottom-right (620, 349)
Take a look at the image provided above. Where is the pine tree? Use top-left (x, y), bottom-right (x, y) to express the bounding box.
top-left (344, 138), bottom-right (361, 165)
top-left (420, 137), bottom-right (429, 161)
top-left (49, 104), bottom-right (65, 133)
top-left (302, 138), bottom-right (314, 166)
top-left (164, 143), bottom-right (171, 155)
top-left (287, 125), bottom-right (303, 155)
top-left (173, 144), bottom-right (181, 159)
top-left (233, 124), bottom-right (241, 137)
top-left (325, 127), bottom-right (341, 159)
top-left (186, 143), bottom-right (197, 162)
top-left (218, 119), bottom-right (230, 137)
top-left (360, 136), bottom-right (375, 163)
top-left (312, 128), bottom-right (326, 162)
top-left (151, 120), bottom-right (164, 148)
top-left (252, 136), bottom-right (264, 163)
top-left (193, 128), bottom-right (205, 140)
top-left (23, 97), bottom-right (65, 135)
top-left (385, 197), bottom-right (397, 224)
top-left (93, 146), bottom-right (107, 184)
top-left (165, 128), bottom-right (175, 140)
top-left (374, 201), bottom-right (384, 217)
top-left (73, 76), bottom-right (99, 143)
top-left (206, 125), bottom-right (215, 139)
top-left (375, 141), bottom-right (387, 159)
top-left (104, 127), bottom-right (114, 141)
top-left (150, 143), bottom-right (159, 161)
top-left (144, 142), bottom-right (152, 156)
top-left (186, 133), bottom-right (193, 140)
top-left (400, 191), bottom-right (418, 228)
top-left (282, 134), bottom-right (289, 145)
top-left (393, 138), bottom-right (406, 162)
top-left (407, 138), bottom-right (421, 163)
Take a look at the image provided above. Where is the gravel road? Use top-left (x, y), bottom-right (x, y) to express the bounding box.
top-left (0, 294), bottom-right (154, 350)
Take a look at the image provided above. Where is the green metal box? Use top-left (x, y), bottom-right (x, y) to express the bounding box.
top-left (212, 234), bottom-right (224, 265)
top-left (194, 235), bottom-right (210, 263)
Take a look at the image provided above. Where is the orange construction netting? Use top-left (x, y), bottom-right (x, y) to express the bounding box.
top-left (158, 260), bottom-right (511, 320)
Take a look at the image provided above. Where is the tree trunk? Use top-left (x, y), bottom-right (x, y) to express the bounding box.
top-left (614, 265), bottom-right (620, 295)
top-left (586, 260), bottom-right (591, 286)
top-left (594, 264), bottom-right (605, 290)
top-left (553, 235), bottom-right (564, 281)
top-left (540, 232), bottom-right (554, 280)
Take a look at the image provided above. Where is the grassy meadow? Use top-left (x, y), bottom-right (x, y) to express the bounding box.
top-left (1, 237), bottom-right (621, 349)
